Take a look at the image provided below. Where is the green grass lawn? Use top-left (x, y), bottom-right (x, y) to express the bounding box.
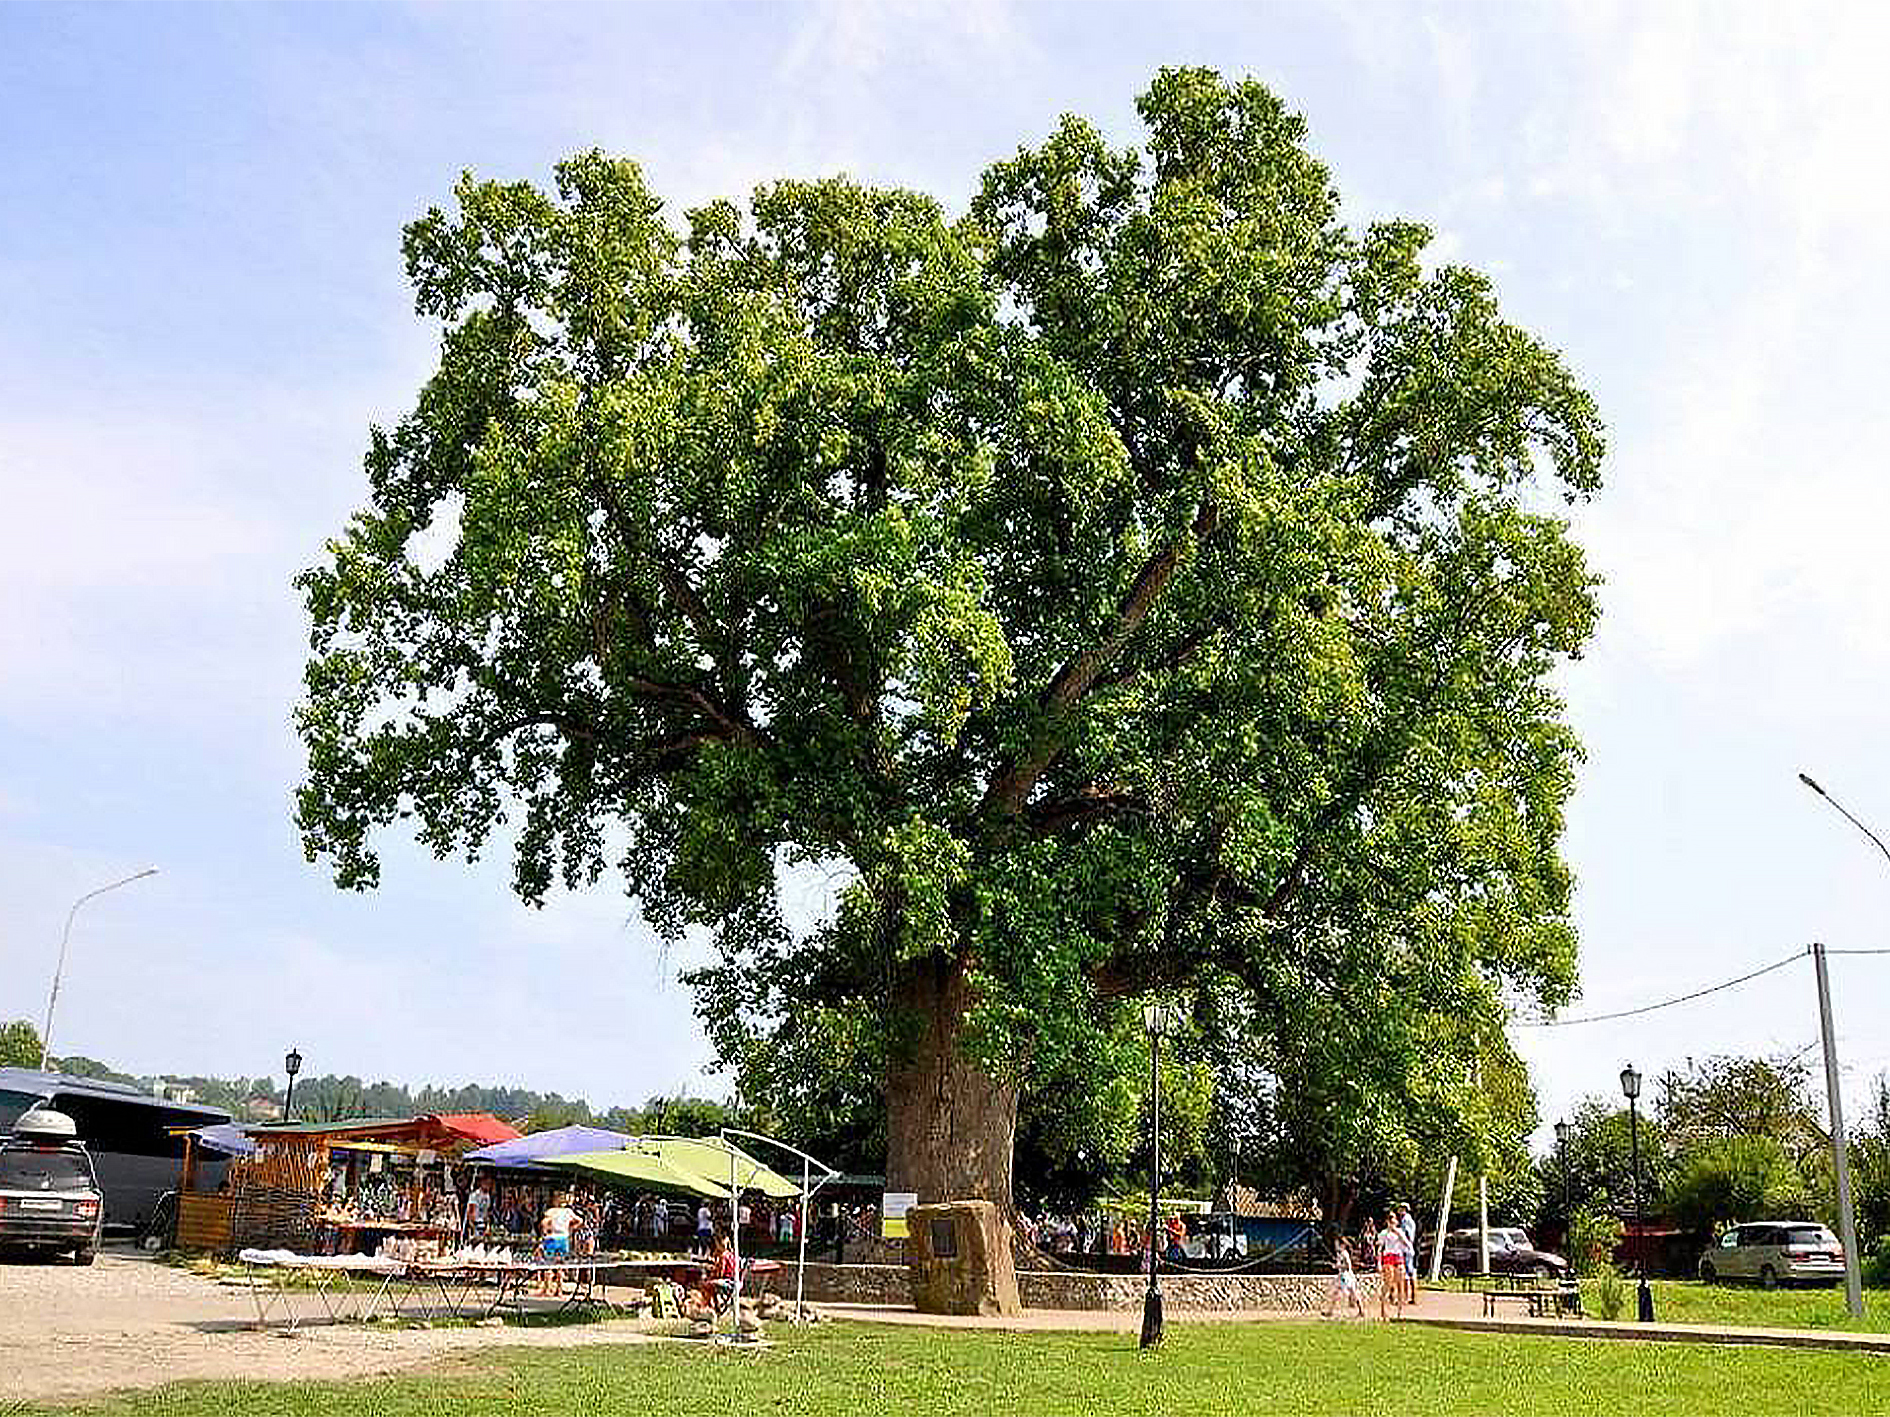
top-left (1424, 1275), bottom-right (1889, 1332)
top-left (1595, 1278), bottom-right (1890, 1333)
top-left (20, 1319), bottom-right (1890, 1417)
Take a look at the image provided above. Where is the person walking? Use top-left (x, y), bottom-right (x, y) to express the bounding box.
top-left (1375, 1215), bottom-right (1407, 1320)
top-left (1324, 1237), bottom-right (1365, 1319)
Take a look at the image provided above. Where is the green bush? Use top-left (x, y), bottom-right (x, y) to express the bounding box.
top-left (1864, 1235), bottom-right (1890, 1289)
top-left (1589, 1264), bottom-right (1627, 1321)
top-left (1666, 1137), bottom-right (1809, 1236)
top-left (1567, 1205), bottom-right (1623, 1275)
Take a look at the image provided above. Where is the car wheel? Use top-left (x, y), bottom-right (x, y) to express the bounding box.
top-left (1699, 1262), bottom-right (1716, 1283)
top-left (1439, 1262), bottom-right (1458, 1279)
top-left (1534, 1263), bottom-right (1554, 1281)
top-left (140, 1232), bottom-right (164, 1253)
top-left (73, 1248), bottom-right (96, 1266)
top-left (1759, 1264), bottom-right (1778, 1289)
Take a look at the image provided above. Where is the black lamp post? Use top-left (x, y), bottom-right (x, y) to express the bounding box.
top-left (1140, 1001), bottom-right (1173, 1350)
top-left (1620, 1065), bottom-right (1654, 1322)
top-left (283, 1048), bottom-right (302, 1121)
top-left (1554, 1119), bottom-right (1571, 1233)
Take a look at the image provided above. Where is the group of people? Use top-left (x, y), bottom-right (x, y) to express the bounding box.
top-left (1019, 1209), bottom-right (1189, 1261)
top-left (1325, 1202), bottom-right (1421, 1320)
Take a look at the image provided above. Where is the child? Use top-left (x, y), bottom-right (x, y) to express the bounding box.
top-left (1325, 1238), bottom-right (1365, 1319)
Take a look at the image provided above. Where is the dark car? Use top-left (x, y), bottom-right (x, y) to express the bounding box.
top-left (1433, 1226), bottom-right (1566, 1280)
top-left (0, 1108), bottom-right (105, 1264)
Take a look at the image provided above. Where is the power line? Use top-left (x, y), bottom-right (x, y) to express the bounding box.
top-left (1513, 948), bottom-right (1807, 1028)
top-left (1827, 947), bottom-right (1890, 956)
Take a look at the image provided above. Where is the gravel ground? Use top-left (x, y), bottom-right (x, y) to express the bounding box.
top-left (0, 1247), bottom-right (671, 1403)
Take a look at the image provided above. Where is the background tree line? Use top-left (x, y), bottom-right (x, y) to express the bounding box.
top-left (1538, 1050), bottom-right (1890, 1278)
top-left (0, 1017), bottom-right (731, 1137)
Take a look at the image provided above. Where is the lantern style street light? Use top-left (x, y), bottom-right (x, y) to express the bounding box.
top-left (1140, 1001), bottom-right (1175, 1350)
top-left (1620, 1064), bottom-right (1654, 1322)
top-left (283, 1048), bottom-right (303, 1120)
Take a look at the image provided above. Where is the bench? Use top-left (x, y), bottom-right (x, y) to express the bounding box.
top-left (1482, 1285), bottom-right (1584, 1318)
top-left (1482, 1288), bottom-right (1538, 1317)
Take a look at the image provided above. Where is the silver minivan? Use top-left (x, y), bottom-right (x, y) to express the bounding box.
top-left (1698, 1220), bottom-right (1845, 1287)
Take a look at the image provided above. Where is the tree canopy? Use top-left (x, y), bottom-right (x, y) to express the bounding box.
top-left (297, 67), bottom-right (1603, 1205)
top-left (0, 1019), bottom-right (44, 1070)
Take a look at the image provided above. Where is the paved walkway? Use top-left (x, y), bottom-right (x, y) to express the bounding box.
top-left (823, 1288), bottom-right (1468, 1332)
top-left (827, 1288), bottom-right (1890, 1355)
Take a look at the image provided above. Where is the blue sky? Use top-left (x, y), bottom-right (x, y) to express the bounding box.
top-left (2, 2), bottom-right (1886, 1141)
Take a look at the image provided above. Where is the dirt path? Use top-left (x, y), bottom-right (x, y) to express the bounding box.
top-left (0, 1248), bottom-right (670, 1403)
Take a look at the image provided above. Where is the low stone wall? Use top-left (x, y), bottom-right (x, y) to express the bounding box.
top-left (793, 1262), bottom-right (1374, 1312)
top-left (797, 1262), bottom-right (912, 1305)
top-left (1019, 1269), bottom-right (1378, 1311)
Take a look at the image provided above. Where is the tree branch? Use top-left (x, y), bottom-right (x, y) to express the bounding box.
top-left (982, 499), bottom-right (1219, 818)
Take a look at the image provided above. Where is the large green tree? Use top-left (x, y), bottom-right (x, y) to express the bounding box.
top-left (296, 69), bottom-right (1602, 1209)
top-left (0, 1019), bottom-right (44, 1070)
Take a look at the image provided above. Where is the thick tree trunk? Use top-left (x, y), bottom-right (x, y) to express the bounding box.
top-left (883, 953), bottom-right (1018, 1207)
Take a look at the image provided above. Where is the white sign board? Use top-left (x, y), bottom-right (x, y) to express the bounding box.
top-left (882, 1190), bottom-right (918, 1239)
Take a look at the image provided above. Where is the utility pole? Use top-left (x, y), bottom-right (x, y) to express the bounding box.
top-left (1428, 1156), bottom-right (1457, 1282)
top-left (1477, 1174), bottom-right (1490, 1278)
top-left (1798, 772), bottom-right (1879, 1321)
top-left (1812, 942), bottom-right (1866, 1318)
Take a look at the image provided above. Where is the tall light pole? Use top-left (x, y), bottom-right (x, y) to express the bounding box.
top-left (1140, 1001), bottom-right (1173, 1350)
top-left (40, 868), bottom-right (158, 1069)
top-left (1798, 771), bottom-right (1875, 1317)
top-left (1554, 1119), bottom-right (1571, 1238)
top-left (282, 1048), bottom-right (303, 1120)
top-left (1620, 1065), bottom-right (1654, 1323)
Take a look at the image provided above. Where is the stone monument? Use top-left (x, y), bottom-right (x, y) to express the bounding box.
top-left (903, 1199), bottom-right (1022, 1317)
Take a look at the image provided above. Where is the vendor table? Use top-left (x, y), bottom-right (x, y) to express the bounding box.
top-left (314, 1214), bottom-right (457, 1256)
top-left (237, 1251), bottom-right (408, 1333)
top-left (236, 1252), bottom-right (708, 1331)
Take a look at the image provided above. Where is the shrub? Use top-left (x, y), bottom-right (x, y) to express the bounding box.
top-left (1864, 1235), bottom-right (1890, 1290)
top-left (1567, 1205), bottom-right (1623, 1275)
top-left (1666, 1136), bottom-right (1809, 1236)
top-left (1589, 1263), bottom-right (1627, 1321)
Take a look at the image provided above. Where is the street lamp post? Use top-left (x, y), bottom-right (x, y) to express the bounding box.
top-left (283, 1048), bottom-right (303, 1120)
top-left (1554, 1119), bottom-right (1571, 1241)
top-left (1140, 1001), bottom-right (1172, 1350)
top-left (40, 868), bottom-right (158, 1069)
top-left (1620, 1065), bottom-right (1654, 1322)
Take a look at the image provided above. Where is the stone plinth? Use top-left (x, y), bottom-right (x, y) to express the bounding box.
top-left (904, 1200), bottom-right (1022, 1316)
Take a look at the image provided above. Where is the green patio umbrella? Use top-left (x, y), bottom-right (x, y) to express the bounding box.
top-left (648, 1136), bottom-right (802, 1199)
top-left (541, 1147), bottom-right (731, 1199)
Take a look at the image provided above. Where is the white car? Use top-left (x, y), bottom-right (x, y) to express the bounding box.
top-left (1698, 1221), bottom-right (1845, 1287)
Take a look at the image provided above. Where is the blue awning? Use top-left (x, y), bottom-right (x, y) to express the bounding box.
top-left (461, 1124), bottom-right (634, 1167)
top-left (191, 1123), bottom-right (257, 1157)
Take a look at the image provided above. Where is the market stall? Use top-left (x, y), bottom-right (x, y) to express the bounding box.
top-left (206, 1113), bottom-right (519, 1259)
top-left (460, 1124), bottom-right (637, 1247)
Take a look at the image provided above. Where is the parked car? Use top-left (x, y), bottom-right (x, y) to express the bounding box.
top-left (0, 1108), bottom-right (105, 1264)
top-left (1698, 1221), bottom-right (1845, 1287)
top-left (1432, 1226), bottom-right (1567, 1280)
